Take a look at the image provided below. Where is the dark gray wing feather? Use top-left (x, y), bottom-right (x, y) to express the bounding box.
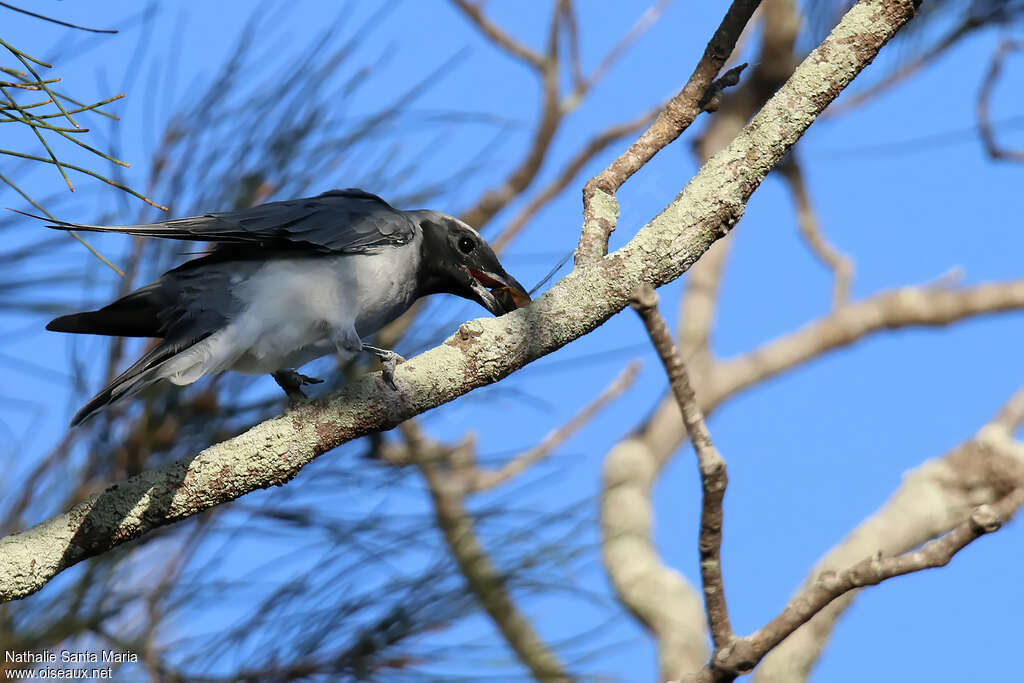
top-left (36, 188), bottom-right (416, 254)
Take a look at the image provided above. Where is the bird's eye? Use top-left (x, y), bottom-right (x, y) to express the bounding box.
top-left (458, 236), bottom-right (475, 254)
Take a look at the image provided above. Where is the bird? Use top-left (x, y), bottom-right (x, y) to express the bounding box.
top-left (34, 188), bottom-right (531, 426)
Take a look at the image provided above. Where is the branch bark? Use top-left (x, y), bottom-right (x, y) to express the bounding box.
top-left (0, 0), bottom-right (920, 604)
top-left (575, 0), bottom-right (761, 265)
top-left (630, 286), bottom-right (732, 650)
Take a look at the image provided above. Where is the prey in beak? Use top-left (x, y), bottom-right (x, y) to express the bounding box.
top-left (465, 266), bottom-right (531, 315)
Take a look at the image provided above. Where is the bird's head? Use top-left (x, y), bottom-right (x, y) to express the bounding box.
top-left (411, 210), bottom-right (530, 316)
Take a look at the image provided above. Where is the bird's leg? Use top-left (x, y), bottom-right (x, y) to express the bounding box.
top-left (331, 325), bottom-right (404, 391)
top-left (271, 369), bottom-right (324, 402)
top-left (361, 344), bottom-right (405, 390)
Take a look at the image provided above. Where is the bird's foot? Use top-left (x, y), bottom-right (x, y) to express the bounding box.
top-left (362, 344), bottom-right (404, 390)
top-left (272, 369), bottom-right (325, 403)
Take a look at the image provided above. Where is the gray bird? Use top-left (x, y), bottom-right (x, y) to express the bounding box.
top-left (37, 189), bottom-right (530, 426)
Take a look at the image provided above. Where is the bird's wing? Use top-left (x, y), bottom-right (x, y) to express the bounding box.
top-left (29, 188), bottom-right (417, 253)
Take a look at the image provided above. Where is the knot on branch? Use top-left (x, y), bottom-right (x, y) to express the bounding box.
top-left (969, 504), bottom-right (1002, 534)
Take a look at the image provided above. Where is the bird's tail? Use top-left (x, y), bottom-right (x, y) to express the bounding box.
top-left (47, 284), bottom-right (164, 338)
top-left (71, 333), bottom-right (210, 426)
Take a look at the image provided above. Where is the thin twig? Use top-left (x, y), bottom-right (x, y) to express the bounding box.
top-left (0, 38), bottom-right (78, 128)
top-left (779, 157), bottom-right (854, 308)
top-left (450, 0), bottom-right (545, 69)
top-left (561, 0), bottom-right (673, 112)
top-left (0, 148), bottom-right (167, 209)
top-left (491, 107), bottom-right (658, 252)
top-left (630, 285), bottom-right (732, 650)
top-left (0, 84), bottom-right (72, 189)
top-left (467, 362), bottom-right (640, 492)
top-left (0, 1), bottom-right (117, 34)
top-left (457, 0), bottom-right (564, 229)
top-left (977, 39), bottom-right (1024, 162)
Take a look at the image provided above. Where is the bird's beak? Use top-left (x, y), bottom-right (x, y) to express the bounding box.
top-left (466, 267), bottom-right (531, 315)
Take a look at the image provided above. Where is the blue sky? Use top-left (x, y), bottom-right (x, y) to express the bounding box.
top-left (2, 1), bottom-right (1023, 681)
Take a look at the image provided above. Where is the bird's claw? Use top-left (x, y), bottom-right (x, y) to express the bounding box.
top-left (378, 350), bottom-right (404, 391)
top-left (272, 369), bottom-right (325, 403)
top-left (363, 345), bottom-right (404, 390)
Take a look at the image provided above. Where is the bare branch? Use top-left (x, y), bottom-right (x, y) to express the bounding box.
top-left (630, 285), bottom-right (732, 649)
top-left (709, 280), bottom-right (1024, 409)
top-left (562, 0), bottom-right (673, 112)
top-left (737, 500), bottom-right (1015, 677)
top-left (450, 0), bottom-right (546, 69)
top-left (559, 0), bottom-right (585, 93)
top-left (779, 157), bottom-right (854, 308)
top-left (404, 423), bottom-right (570, 681)
top-left (977, 39), bottom-right (1024, 163)
top-left (754, 385), bottom-right (1024, 682)
top-left (491, 107), bottom-right (658, 252)
top-left (576, 0), bottom-right (760, 265)
top-left (377, 364), bottom-right (639, 487)
top-left (467, 362), bottom-right (639, 492)
top-left (456, 2), bottom-right (563, 229)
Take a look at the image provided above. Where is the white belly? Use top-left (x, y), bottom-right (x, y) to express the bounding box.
top-left (221, 250), bottom-right (419, 375)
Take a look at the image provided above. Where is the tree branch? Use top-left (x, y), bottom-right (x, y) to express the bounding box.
top-left (977, 39), bottom-right (1024, 163)
top-left (576, 0), bottom-right (761, 265)
top-left (450, 0), bottom-right (546, 69)
top-left (465, 362), bottom-right (639, 492)
top-left (708, 280), bottom-right (1024, 408)
top-left (732, 499), bottom-right (1016, 679)
top-left (754, 389), bottom-right (1024, 681)
top-left (457, 0), bottom-right (564, 229)
top-left (630, 285), bottom-right (732, 649)
top-left (0, 0), bottom-right (919, 604)
top-left (403, 424), bottom-right (570, 681)
top-left (778, 157), bottom-right (854, 307)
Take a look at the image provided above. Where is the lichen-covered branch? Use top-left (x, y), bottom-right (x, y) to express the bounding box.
top-left (0, 0), bottom-right (918, 604)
